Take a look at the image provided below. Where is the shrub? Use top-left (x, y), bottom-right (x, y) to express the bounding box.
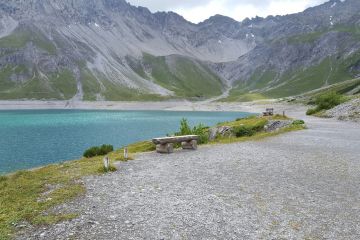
top-left (233, 126), bottom-right (256, 137)
top-left (98, 144), bottom-right (114, 155)
top-left (306, 108), bottom-right (317, 115)
top-left (175, 118), bottom-right (209, 144)
top-left (315, 91), bottom-right (346, 110)
top-left (292, 120), bottom-right (305, 125)
top-left (83, 144), bottom-right (114, 158)
top-left (307, 91), bottom-right (346, 115)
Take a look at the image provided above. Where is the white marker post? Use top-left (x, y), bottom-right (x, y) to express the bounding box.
top-left (124, 147), bottom-right (128, 160)
top-left (103, 156), bottom-right (110, 171)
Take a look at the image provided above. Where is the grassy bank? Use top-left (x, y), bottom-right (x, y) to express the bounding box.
top-left (0, 115), bottom-right (305, 239)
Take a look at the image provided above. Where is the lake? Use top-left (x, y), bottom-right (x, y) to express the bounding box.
top-left (0, 110), bottom-right (253, 174)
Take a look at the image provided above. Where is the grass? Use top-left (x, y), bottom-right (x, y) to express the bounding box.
top-left (264, 52), bottom-right (360, 98)
top-left (142, 53), bottom-right (224, 99)
top-left (212, 124), bottom-right (305, 145)
top-left (0, 28), bottom-right (56, 54)
top-left (101, 79), bottom-right (167, 101)
top-left (212, 115), bottom-right (303, 144)
top-left (80, 67), bottom-right (102, 101)
top-left (50, 70), bottom-right (78, 99)
top-left (219, 115), bottom-right (268, 128)
top-left (0, 155), bottom-right (117, 239)
top-left (286, 25), bottom-right (360, 45)
top-left (0, 68), bottom-right (77, 100)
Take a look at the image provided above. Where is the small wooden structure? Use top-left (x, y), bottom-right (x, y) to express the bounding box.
top-left (152, 135), bottom-right (199, 154)
top-left (263, 108), bottom-right (274, 116)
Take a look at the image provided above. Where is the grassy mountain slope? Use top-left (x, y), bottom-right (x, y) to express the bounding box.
top-left (138, 53), bottom-right (225, 99)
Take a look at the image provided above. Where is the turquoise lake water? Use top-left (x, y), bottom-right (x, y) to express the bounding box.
top-left (0, 110), bottom-right (252, 174)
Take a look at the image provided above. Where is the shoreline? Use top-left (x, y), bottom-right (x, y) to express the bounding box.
top-left (0, 100), bottom-right (278, 113)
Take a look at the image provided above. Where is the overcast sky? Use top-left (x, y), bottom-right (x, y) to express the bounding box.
top-left (127, 0), bottom-right (328, 23)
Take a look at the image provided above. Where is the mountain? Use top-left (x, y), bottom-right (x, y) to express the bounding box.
top-left (0, 0), bottom-right (359, 101)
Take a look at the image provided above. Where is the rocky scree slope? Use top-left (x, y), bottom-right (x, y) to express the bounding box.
top-left (0, 0), bottom-right (359, 101)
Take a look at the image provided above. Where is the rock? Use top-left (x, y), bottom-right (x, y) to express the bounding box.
top-left (209, 126), bottom-right (232, 140)
top-left (265, 120), bottom-right (292, 132)
top-left (326, 98), bottom-right (360, 123)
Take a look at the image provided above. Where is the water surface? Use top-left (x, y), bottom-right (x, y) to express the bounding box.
top-left (0, 110), bottom-right (252, 174)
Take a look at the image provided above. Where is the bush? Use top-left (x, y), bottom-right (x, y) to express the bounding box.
top-left (292, 120), bottom-right (305, 125)
top-left (175, 118), bottom-right (209, 144)
top-left (307, 91), bottom-right (346, 115)
top-left (306, 108), bottom-right (317, 115)
top-left (83, 144), bottom-right (114, 158)
top-left (233, 126), bottom-right (256, 137)
top-left (98, 144), bottom-right (114, 155)
top-left (315, 91), bottom-right (346, 110)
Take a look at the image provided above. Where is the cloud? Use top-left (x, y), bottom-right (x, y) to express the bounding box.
top-left (127, 0), bottom-right (328, 23)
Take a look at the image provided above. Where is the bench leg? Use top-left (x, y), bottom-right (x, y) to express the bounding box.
top-left (181, 140), bottom-right (198, 150)
top-left (156, 143), bottom-right (174, 154)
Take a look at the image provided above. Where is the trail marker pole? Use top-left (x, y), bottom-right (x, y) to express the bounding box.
top-left (124, 148), bottom-right (128, 160)
top-left (103, 156), bottom-right (110, 171)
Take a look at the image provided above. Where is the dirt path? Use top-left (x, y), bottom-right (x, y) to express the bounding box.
top-left (18, 108), bottom-right (360, 239)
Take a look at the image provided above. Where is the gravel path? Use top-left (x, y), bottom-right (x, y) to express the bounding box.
top-left (18, 110), bottom-right (360, 239)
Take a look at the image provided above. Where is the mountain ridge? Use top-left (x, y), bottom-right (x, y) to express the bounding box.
top-left (0, 0), bottom-right (359, 101)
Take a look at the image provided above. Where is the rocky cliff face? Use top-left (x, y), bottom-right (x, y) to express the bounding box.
top-left (0, 0), bottom-right (359, 100)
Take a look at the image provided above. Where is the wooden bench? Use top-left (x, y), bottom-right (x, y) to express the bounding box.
top-left (152, 135), bottom-right (199, 154)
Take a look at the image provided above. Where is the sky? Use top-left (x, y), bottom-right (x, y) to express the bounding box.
top-left (127, 0), bottom-right (329, 23)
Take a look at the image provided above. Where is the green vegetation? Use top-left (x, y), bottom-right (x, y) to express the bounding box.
top-left (212, 115), bottom-right (305, 144)
top-left (80, 67), bottom-right (102, 101)
top-left (0, 28), bottom-right (56, 54)
top-left (287, 25), bottom-right (360, 45)
top-left (50, 70), bottom-right (78, 99)
top-left (101, 79), bottom-right (167, 101)
top-left (224, 69), bottom-right (278, 100)
top-left (0, 68), bottom-right (78, 100)
top-left (98, 165), bottom-right (117, 174)
top-left (302, 78), bottom-right (360, 99)
top-left (175, 118), bottom-right (209, 144)
top-left (292, 120), bottom-right (305, 125)
top-left (214, 124), bottom-right (306, 145)
top-left (263, 52), bottom-right (360, 98)
top-left (220, 115), bottom-right (268, 128)
top-left (306, 91), bottom-right (347, 115)
top-left (233, 119), bottom-right (267, 137)
top-left (142, 53), bottom-right (224, 98)
top-left (0, 155), bottom-right (118, 239)
top-left (287, 30), bottom-right (328, 44)
top-left (83, 144), bottom-right (114, 158)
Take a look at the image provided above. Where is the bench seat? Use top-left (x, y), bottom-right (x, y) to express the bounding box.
top-left (152, 135), bottom-right (199, 154)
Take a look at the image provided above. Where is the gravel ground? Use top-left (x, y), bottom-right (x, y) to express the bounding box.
top-left (17, 109), bottom-right (360, 240)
